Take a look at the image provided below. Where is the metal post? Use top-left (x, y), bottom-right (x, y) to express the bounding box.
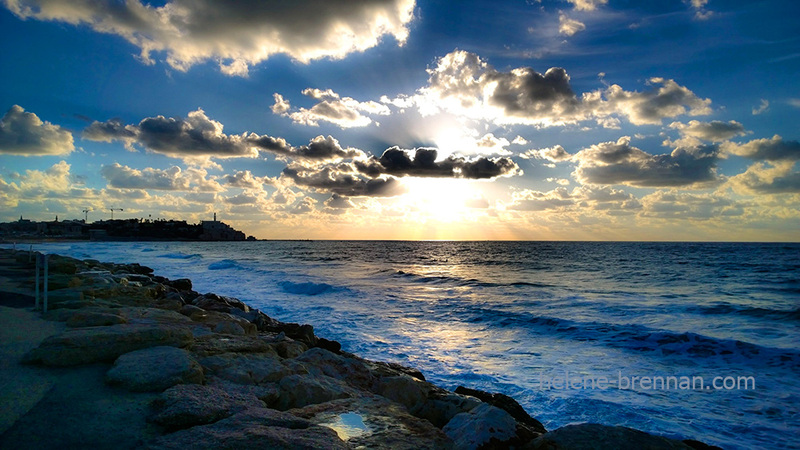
top-left (35, 254), bottom-right (40, 310)
top-left (43, 254), bottom-right (48, 314)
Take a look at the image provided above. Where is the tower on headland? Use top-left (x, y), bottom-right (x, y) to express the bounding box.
top-left (214, 212), bottom-right (217, 222)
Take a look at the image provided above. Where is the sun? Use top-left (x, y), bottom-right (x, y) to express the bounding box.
top-left (399, 177), bottom-right (485, 223)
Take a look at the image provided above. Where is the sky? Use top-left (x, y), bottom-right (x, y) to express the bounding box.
top-left (0, 0), bottom-right (798, 241)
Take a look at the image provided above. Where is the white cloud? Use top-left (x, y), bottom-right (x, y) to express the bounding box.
top-left (567, 0), bottom-right (608, 11)
top-left (721, 135), bottom-right (800, 161)
top-left (559, 12), bottom-right (586, 36)
top-left (752, 99), bottom-right (769, 115)
top-left (668, 120), bottom-right (748, 142)
top-left (520, 145), bottom-right (572, 162)
top-left (0, 105), bottom-right (74, 156)
top-left (280, 88), bottom-right (390, 128)
top-left (5, 0), bottom-right (416, 75)
top-left (101, 163), bottom-right (223, 192)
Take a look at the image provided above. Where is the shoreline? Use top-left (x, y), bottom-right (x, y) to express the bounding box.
top-left (0, 248), bottom-right (720, 449)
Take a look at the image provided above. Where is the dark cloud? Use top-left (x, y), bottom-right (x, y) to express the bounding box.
top-left (487, 67), bottom-right (580, 120)
top-left (592, 78), bottom-right (712, 126)
top-left (722, 135), bottom-right (800, 161)
top-left (574, 136), bottom-right (719, 187)
top-left (356, 147), bottom-right (520, 179)
top-left (84, 109), bottom-right (256, 158)
top-left (5, 0), bottom-right (415, 75)
top-left (282, 164), bottom-right (406, 197)
top-left (641, 191), bottom-right (744, 219)
top-left (85, 110), bottom-right (361, 162)
top-left (324, 193), bottom-right (355, 209)
top-left (0, 105), bottom-right (74, 156)
top-left (669, 120), bottom-right (748, 142)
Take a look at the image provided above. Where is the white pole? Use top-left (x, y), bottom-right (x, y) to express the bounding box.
top-left (43, 254), bottom-right (48, 314)
top-left (35, 254), bottom-right (40, 310)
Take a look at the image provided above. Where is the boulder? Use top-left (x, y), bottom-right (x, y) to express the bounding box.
top-left (145, 407), bottom-right (347, 450)
top-left (149, 384), bottom-right (265, 430)
top-left (274, 374), bottom-right (356, 410)
top-left (22, 323), bottom-right (194, 366)
top-left (293, 347), bottom-right (375, 390)
top-left (416, 391), bottom-right (482, 429)
top-left (192, 293), bottom-right (250, 313)
top-left (65, 308), bottom-right (127, 327)
top-left (166, 278), bottom-right (192, 291)
top-left (442, 403), bottom-right (518, 449)
top-left (185, 309), bottom-right (257, 336)
top-left (214, 321), bottom-right (246, 335)
top-left (272, 339), bottom-right (308, 358)
top-left (375, 374), bottom-right (432, 415)
top-left (105, 346), bottom-right (203, 392)
top-left (290, 396), bottom-right (454, 449)
top-left (200, 352), bottom-right (301, 386)
top-left (455, 385), bottom-right (546, 434)
top-left (190, 334), bottom-right (271, 357)
top-left (529, 423), bottom-right (694, 450)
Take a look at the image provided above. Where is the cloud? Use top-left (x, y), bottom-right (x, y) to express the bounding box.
top-left (85, 110), bottom-right (362, 162)
top-left (0, 105), bottom-right (74, 156)
top-left (721, 135), bottom-right (800, 161)
top-left (668, 120), bottom-right (748, 142)
top-left (640, 191), bottom-right (744, 220)
top-left (256, 134), bottom-right (367, 162)
top-left (588, 78), bottom-right (712, 125)
top-left (409, 50), bottom-right (711, 127)
top-left (507, 185), bottom-right (640, 213)
top-left (84, 109), bottom-right (257, 159)
top-left (559, 13), bottom-right (586, 36)
top-left (520, 145), bottom-right (572, 162)
top-left (324, 193), bottom-right (355, 209)
top-left (573, 136), bottom-right (719, 187)
top-left (222, 170), bottom-right (270, 189)
top-left (101, 163), bottom-right (223, 191)
top-left (355, 147), bottom-right (521, 179)
top-left (282, 163), bottom-right (407, 197)
top-left (727, 161), bottom-right (800, 194)
top-left (567, 0), bottom-right (608, 11)
top-left (4, 0), bottom-right (416, 75)
top-left (280, 88), bottom-right (390, 128)
top-left (752, 99), bottom-right (769, 115)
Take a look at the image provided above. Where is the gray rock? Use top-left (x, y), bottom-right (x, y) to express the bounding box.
top-left (417, 391), bottom-right (482, 428)
top-left (186, 309), bottom-right (257, 335)
top-left (294, 347), bottom-right (376, 390)
top-left (272, 339), bottom-right (308, 358)
top-left (200, 352), bottom-right (302, 386)
top-left (149, 384), bottom-right (265, 430)
top-left (529, 423), bottom-right (693, 450)
top-left (22, 323), bottom-right (194, 366)
top-left (443, 403), bottom-right (518, 449)
top-left (274, 374), bottom-right (356, 410)
top-left (66, 309), bottom-right (127, 327)
top-left (145, 407), bottom-right (347, 450)
top-left (105, 346), bottom-right (203, 392)
top-left (190, 334), bottom-right (272, 357)
top-left (376, 374), bottom-right (432, 415)
top-left (213, 321), bottom-right (246, 335)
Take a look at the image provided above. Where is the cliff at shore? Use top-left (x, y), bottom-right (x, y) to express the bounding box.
top-left (0, 249), bottom-right (720, 449)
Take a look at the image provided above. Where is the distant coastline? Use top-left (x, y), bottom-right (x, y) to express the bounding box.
top-left (0, 216), bottom-right (255, 242)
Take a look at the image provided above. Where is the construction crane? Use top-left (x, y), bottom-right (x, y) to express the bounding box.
top-left (109, 208), bottom-right (123, 220)
top-left (82, 208), bottom-right (91, 223)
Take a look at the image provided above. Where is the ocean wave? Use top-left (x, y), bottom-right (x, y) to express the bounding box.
top-left (464, 307), bottom-right (800, 367)
top-left (208, 259), bottom-right (240, 270)
top-left (691, 303), bottom-right (800, 321)
top-left (158, 252), bottom-right (202, 260)
top-left (279, 280), bottom-right (335, 296)
top-left (392, 270), bottom-right (549, 288)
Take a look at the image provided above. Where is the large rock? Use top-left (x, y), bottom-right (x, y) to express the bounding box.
top-left (293, 347), bottom-right (376, 390)
top-left (443, 403), bottom-right (518, 449)
top-left (274, 374), bottom-right (356, 410)
top-left (190, 334), bottom-right (271, 357)
top-left (65, 308), bottom-right (127, 327)
top-left (375, 374), bottom-right (432, 415)
top-left (200, 352), bottom-right (302, 386)
top-left (22, 323), bottom-right (194, 366)
top-left (145, 407), bottom-right (347, 450)
top-left (185, 309), bottom-right (257, 336)
top-left (105, 346), bottom-right (203, 392)
top-left (290, 396), bottom-right (454, 449)
top-left (149, 384), bottom-right (265, 431)
top-left (455, 385), bottom-right (547, 434)
top-left (416, 391), bottom-right (482, 429)
top-left (529, 423), bottom-right (694, 450)
top-left (192, 293), bottom-right (250, 313)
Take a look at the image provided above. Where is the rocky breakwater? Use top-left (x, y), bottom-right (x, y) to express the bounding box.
top-left (7, 250), bottom-right (721, 449)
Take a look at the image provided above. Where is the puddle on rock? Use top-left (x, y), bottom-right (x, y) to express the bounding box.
top-left (323, 412), bottom-right (371, 440)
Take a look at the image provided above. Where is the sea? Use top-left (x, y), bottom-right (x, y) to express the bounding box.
top-left (8, 240), bottom-right (799, 449)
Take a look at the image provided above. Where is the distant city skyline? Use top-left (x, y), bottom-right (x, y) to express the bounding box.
top-left (1, 0), bottom-right (798, 241)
